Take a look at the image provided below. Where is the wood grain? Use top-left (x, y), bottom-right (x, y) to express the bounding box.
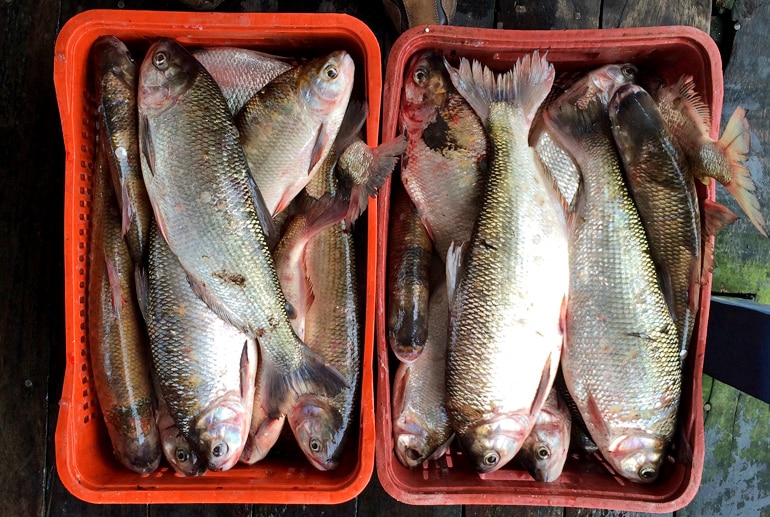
top-left (601, 0), bottom-right (712, 32)
top-left (496, 0), bottom-right (601, 30)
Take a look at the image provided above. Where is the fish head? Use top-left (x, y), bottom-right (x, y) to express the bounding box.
top-left (400, 51), bottom-right (449, 129)
top-left (191, 397), bottom-right (250, 472)
top-left (300, 50), bottom-right (355, 117)
top-left (288, 394), bottom-right (345, 471)
top-left (159, 428), bottom-right (207, 477)
top-left (606, 432), bottom-right (668, 483)
top-left (459, 413), bottom-right (532, 474)
top-left (104, 402), bottom-right (161, 474)
top-left (393, 411), bottom-right (436, 468)
top-left (517, 408), bottom-right (571, 482)
top-left (91, 35), bottom-right (136, 85)
top-left (138, 38), bottom-right (199, 116)
top-left (559, 63), bottom-right (638, 110)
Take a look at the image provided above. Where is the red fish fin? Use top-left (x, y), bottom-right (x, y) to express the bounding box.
top-left (528, 353), bottom-right (553, 418)
top-left (260, 342), bottom-right (348, 419)
top-left (718, 108), bottom-right (767, 236)
top-left (702, 198), bottom-right (738, 236)
top-left (391, 362), bottom-right (410, 416)
top-left (309, 124), bottom-right (330, 174)
top-left (120, 184), bottom-right (134, 240)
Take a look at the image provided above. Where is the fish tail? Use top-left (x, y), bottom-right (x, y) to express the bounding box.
top-left (718, 108), bottom-right (767, 236)
top-left (345, 135), bottom-right (406, 227)
top-left (261, 342), bottom-right (349, 418)
top-left (444, 52), bottom-right (555, 125)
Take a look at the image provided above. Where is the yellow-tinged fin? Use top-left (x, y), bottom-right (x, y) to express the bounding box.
top-left (260, 342), bottom-right (349, 419)
top-left (444, 52), bottom-right (555, 126)
top-left (674, 75), bottom-right (711, 129)
top-left (718, 108), bottom-right (767, 236)
top-left (701, 199), bottom-right (739, 284)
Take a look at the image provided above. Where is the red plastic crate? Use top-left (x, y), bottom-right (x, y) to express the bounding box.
top-left (55, 9), bottom-right (380, 505)
top-left (375, 24), bottom-right (721, 512)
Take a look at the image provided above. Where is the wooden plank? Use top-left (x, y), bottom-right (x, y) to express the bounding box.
top-left (600, 0), bottom-right (711, 32)
top-left (0, 0), bottom-right (72, 514)
top-left (711, 0), bottom-right (770, 305)
top-left (253, 501), bottom-right (357, 516)
top-left (46, 472), bottom-right (147, 516)
top-left (149, 504), bottom-right (252, 516)
top-left (496, 0), bottom-right (601, 30)
top-left (467, 505), bottom-right (563, 516)
top-left (453, 0), bottom-right (496, 28)
top-left (565, 510), bottom-right (669, 517)
top-left (677, 377), bottom-right (770, 515)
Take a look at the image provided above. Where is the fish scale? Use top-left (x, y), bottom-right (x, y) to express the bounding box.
top-left (138, 38), bottom-right (346, 421)
top-left (544, 94), bottom-right (681, 484)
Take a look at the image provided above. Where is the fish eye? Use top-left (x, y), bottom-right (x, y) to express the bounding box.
top-left (175, 448), bottom-right (189, 462)
top-left (639, 466), bottom-right (656, 480)
top-left (483, 452), bottom-right (499, 466)
top-left (309, 438), bottom-right (322, 453)
top-left (212, 442), bottom-right (228, 458)
top-left (621, 64), bottom-right (637, 80)
top-left (413, 67), bottom-right (428, 85)
top-left (324, 65), bottom-right (338, 79)
top-left (153, 51), bottom-right (169, 71)
top-left (536, 446), bottom-right (551, 460)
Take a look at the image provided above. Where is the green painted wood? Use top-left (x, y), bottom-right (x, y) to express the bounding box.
top-left (495, 0), bottom-right (601, 30)
top-left (601, 0), bottom-right (711, 32)
top-left (677, 377), bottom-right (770, 515)
top-left (711, 0), bottom-right (770, 304)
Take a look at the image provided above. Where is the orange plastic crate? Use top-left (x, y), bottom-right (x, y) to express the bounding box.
top-left (375, 25), bottom-right (721, 512)
top-left (55, 9), bottom-right (379, 505)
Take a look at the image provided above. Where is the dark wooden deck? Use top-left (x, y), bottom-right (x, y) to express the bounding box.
top-left (1, 0), bottom-right (767, 515)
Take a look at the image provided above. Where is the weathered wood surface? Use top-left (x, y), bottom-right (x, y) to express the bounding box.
top-left (0, 0), bottom-right (766, 515)
top-left (712, 0), bottom-right (770, 304)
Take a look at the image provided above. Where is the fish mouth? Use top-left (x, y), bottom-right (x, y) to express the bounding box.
top-left (460, 414), bottom-right (532, 474)
top-left (191, 396), bottom-right (250, 472)
top-left (606, 432), bottom-right (667, 483)
top-left (289, 395), bottom-right (345, 471)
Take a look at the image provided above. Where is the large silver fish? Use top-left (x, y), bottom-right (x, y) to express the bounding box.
top-left (544, 86), bottom-right (681, 484)
top-left (443, 54), bottom-right (567, 474)
top-left (137, 38), bottom-right (347, 420)
top-left (145, 223), bottom-right (257, 472)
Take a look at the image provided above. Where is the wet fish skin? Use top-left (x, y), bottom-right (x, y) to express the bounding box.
top-left (443, 54), bottom-right (567, 474)
top-left (92, 35), bottom-right (152, 266)
top-left (387, 182), bottom-right (433, 361)
top-left (146, 223), bottom-right (257, 472)
top-left (287, 166), bottom-right (363, 471)
top-left (544, 91), bottom-right (681, 484)
top-left (239, 356), bottom-right (286, 465)
top-left (88, 149), bottom-right (161, 475)
top-left (392, 280), bottom-right (453, 468)
top-left (651, 76), bottom-right (766, 236)
top-left (236, 51), bottom-right (355, 216)
top-left (609, 83), bottom-right (701, 358)
top-left (399, 50), bottom-right (488, 261)
top-left (516, 389), bottom-right (571, 482)
top-left (192, 47), bottom-right (293, 116)
top-left (137, 38), bottom-right (347, 419)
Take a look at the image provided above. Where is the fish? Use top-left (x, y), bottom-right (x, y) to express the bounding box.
top-left (91, 35), bottom-right (152, 266)
top-left (516, 389), bottom-right (571, 482)
top-left (544, 88), bottom-right (681, 484)
top-left (151, 369), bottom-right (208, 477)
top-left (88, 148), bottom-right (161, 474)
top-left (651, 75), bottom-right (766, 236)
top-left (392, 280), bottom-right (453, 468)
top-left (137, 38), bottom-right (347, 419)
top-left (286, 163), bottom-right (363, 471)
top-left (443, 53), bottom-right (567, 474)
top-left (239, 356), bottom-right (287, 465)
top-left (236, 51), bottom-right (355, 216)
top-left (145, 222), bottom-right (257, 472)
top-left (608, 82), bottom-right (702, 358)
top-left (273, 194), bottom-right (348, 339)
top-left (191, 47), bottom-right (293, 116)
top-left (386, 182), bottom-right (433, 361)
top-left (399, 50), bottom-right (489, 261)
